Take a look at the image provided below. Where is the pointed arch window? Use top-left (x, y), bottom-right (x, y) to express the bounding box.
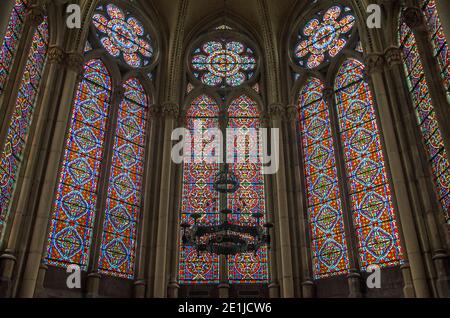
top-left (98, 78), bottom-right (148, 278)
top-left (0, 0), bottom-right (30, 94)
top-left (399, 13), bottom-right (450, 222)
top-left (227, 95), bottom-right (269, 283)
top-left (0, 15), bottom-right (48, 239)
top-left (178, 94), bottom-right (220, 284)
top-left (334, 59), bottom-right (403, 269)
top-left (297, 78), bottom-right (350, 278)
top-left (46, 59), bottom-right (112, 270)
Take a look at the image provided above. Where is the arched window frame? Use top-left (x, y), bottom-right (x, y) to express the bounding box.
top-left (178, 22), bottom-right (271, 287)
top-left (397, 3), bottom-right (450, 224)
top-left (44, 0), bottom-right (159, 280)
top-left (0, 3), bottom-right (50, 246)
top-left (288, 2), bottom-right (405, 281)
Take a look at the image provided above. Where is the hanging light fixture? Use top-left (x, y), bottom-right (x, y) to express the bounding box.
top-left (181, 164), bottom-right (273, 256)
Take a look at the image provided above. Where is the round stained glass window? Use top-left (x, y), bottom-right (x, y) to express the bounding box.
top-left (294, 5), bottom-right (355, 69)
top-left (92, 4), bottom-right (154, 68)
top-left (191, 39), bottom-right (257, 87)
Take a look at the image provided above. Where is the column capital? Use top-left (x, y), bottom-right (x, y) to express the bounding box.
top-left (148, 104), bottom-right (161, 118)
top-left (268, 103), bottom-right (285, 119)
top-left (161, 102), bottom-right (179, 119)
top-left (25, 5), bottom-right (45, 27)
top-left (66, 52), bottom-right (85, 75)
top-left (260, 111), bottom-right (270, 127)
top-left (384, 46), bottom-right (403, 68)
top-left (403, 7), bottom-right (425, 30)
top-left (285, 104), bottom-right (297, 122)
top-left (364, 53), bottom-right (385, 76)
top-left (48, 46), bottom-right (65, 65)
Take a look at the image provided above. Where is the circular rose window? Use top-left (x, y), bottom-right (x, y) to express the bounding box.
top-left (294, 5), bottom-right (355, 69)
top-left (191, 39), bottom-right (257, 87)
top-left (92, 4), bottom-right (154, 68)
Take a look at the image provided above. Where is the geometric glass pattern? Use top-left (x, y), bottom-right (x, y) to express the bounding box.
top-left (295, 5), bottom-right (355, 68)
top-left (227, 95), bottom-right (269, 283)
top-left (92, 3), bottom-right (153, 68)
top-left (399, 17), bottom-right (450, 223)
top-left (98, 78), bottom-right (148, 278)
top-left (191, 39), bottom-right (257, 87)
top-left (334, 59), bottom-right (404, 270)
top-left (0, 16), bottom-right (49, 239)
top-left (297, 78), bottom-right (350, 278)
top-left (421, 0), bottom-right (450, 101)
top-left (178, 95), bottom-right (220, 284)
top-left (45, 59), bottom-right (112, 270)
top-left (0, 0), bottom-right (30, 95)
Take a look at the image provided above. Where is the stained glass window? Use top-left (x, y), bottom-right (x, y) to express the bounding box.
top-left (46, 59), bottom-right (112, 269)
top-left (294, 5), bottom-right (355, 68)
top-left (334, 59), bottom-right (403, 270)
top-left (178, 95), bottom-right (220, 284)
top-left (399, 17), bottom-right (450, 222)
top-left (191, 40), bottom-right (257, 87)
top-left (0, 0), bottom-right (30, 95)
top-left (92, 3), bottom-right (153, 68)
top-left (98, 78), bottom-right (148, 278)
top-left (421, 0), bottom-right (450, 100)
top-left (227, 95), bottom-right (269, 283)
top-left (0, 16), bottom-right (48, 239)
top-left (297, 78), bottom-right (350, 278)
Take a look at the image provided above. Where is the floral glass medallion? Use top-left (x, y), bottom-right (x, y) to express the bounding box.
top-left (294, 5), bottom-right (355, 69)
top-left (191, 39), bottom-right (257, 87)
top-left (93, 4), bottom-right (153, 68)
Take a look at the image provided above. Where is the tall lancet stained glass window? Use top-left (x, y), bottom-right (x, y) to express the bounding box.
top-left (227, 95), bottom-right (269, 283)
top-left (297, 78), bottom-right (350, 278)
top-left (178, 95), bottom-right (220, 284)
top-left (98, 78), bottom-right (148, 278)
top-left (46, 59), bottom-right (112, 269)
top-left (334, 59), bottom-right (403, 269)
top-left (421, 0), bottom-right (449, 99)
top-left (399, 16), bottom-right (450, 222)
top-left (0, 16), bottom-right (49, 239)
top-left (0, 0), bottom-right (30, 95)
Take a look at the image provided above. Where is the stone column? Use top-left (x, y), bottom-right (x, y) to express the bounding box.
top-left (152, 102), bottom-right (178, 298)
top-left (260, 113), bottom-right (280, 298)
top-left (268, 103), bottom-right (294, 298)
top-left (382, 47), bottom-right (434, 298)
top-left (434, 0), bottom-right (450, 45)
top-left (167, 110), bottom-right (185, 299)
top-left (18, 52), bottom-right (84, 298)
top-left (0, 46), bottom-right (65, 297)
top-left (285, 104), bottom-right (315, 298)
top-left (0, 0), bottom-right (15, 46)
top-left (134, 104), bottom-right (161, 298)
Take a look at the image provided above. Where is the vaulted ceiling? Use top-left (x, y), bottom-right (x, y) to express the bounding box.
top-left (138, 0), bottom-right (299, 41)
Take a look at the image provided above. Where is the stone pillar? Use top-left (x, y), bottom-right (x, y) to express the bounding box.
top-left (152, 102), bottom-right (178, 298)
top-left (268, 103), bottom-right (294, 298)
top-left (0, 0), bottom-right (15, 46)
top-left (0, 46), bottom-right (65, 297)
top-left (381, 47), bottom-right (434, 298)
top-left (18, 52), bottom-right (84, 298)
top-left (134, 104), bottom-right (161, 298)
top-left (434, 0), bottom-right (450, 45)
top-left (285, 104), bottom-right (316, 298)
